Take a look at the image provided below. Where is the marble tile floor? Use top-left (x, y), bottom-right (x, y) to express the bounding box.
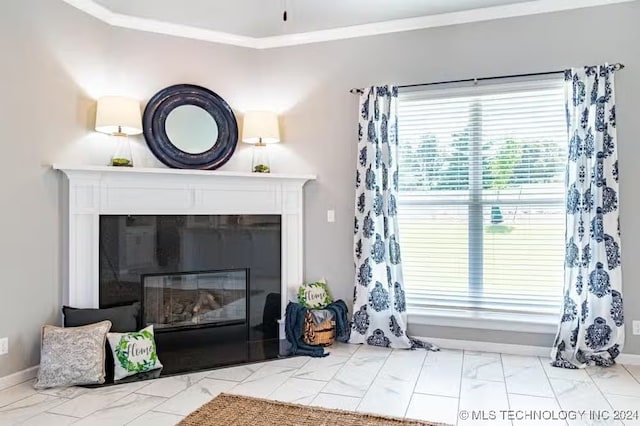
top-left (1, 343), bottom-right (639, 425)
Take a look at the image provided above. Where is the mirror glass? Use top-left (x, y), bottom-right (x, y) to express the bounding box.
top-left (165, 105), bottom-right (219, 154)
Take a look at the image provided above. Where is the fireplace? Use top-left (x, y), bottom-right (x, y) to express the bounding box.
top-left (99, 214), bottom-right (281, 377)
top-left (55, 165), bottom-right (313, 379)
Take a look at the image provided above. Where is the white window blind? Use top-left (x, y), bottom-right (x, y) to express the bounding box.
top-left (397, 79), bottom-right (566, 322)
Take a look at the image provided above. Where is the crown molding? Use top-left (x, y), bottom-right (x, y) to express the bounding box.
top-left (62, 0), bottom-right (636, 49)
top-left (61, 0), bottom-right (259, 48)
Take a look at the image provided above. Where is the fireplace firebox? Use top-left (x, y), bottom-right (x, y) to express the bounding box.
top-left (143, 269), bottom-right (248, 330)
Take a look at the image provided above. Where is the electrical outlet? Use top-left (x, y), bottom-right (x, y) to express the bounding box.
top-left (633, 321), bottom-right (640, 336)
top-left (0, 338), bottom-right (7, 355)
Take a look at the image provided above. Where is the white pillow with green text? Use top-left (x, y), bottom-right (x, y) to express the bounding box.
top-left (297, 278), bottom-right (333, 309)
top-left (107, 325), bottom-right (162, 380)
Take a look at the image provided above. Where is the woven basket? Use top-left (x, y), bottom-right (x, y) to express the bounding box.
top-left (303, 311), bottom-right (335, 347)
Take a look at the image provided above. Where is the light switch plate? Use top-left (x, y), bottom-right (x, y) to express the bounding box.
top-left (0, 338), bottom-right (8, 355)
top-left (327, 210), bottom-right (335, 223)
top-left (633, 321), bottom-right (640, 336)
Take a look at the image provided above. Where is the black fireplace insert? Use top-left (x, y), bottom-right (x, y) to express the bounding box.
top-left (99, 214), bottom-right (282, 380)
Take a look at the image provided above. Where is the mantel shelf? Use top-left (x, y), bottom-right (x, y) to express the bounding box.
top-left (52, 164), bottom-right (316, 182)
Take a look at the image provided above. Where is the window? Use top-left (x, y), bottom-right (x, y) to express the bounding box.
top-left (397, 79), bottom-right (566, 324)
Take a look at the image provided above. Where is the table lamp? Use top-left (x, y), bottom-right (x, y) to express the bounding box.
top-left (242, 111), bottom-right (280, 173)
top-left (95, 96), bottom-right (142, 167)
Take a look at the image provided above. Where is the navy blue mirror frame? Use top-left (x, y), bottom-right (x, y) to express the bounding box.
top-left (143, 84), bottom-right (238, 169)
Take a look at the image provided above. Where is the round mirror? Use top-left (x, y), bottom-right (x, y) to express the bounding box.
top-left (165, 105), bottom-right (219, 154)
top-left (143, 84), bottom-right (238, 170)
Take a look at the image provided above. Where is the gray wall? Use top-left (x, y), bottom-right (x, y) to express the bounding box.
top-left (1, 0), bottom-right (639, 378)
top-left (256, 2), bottom-right (640, 351)
top-left (0, 0), bottom-right (111, 378)
top-left (0, 1), bottom-right (259, 378)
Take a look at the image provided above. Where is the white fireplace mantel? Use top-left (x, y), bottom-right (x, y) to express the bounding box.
top-left (53, 164), bottom-right (315, 324)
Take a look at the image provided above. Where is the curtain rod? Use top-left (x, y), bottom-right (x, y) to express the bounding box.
top-left (349, 63), bottom-right (625, 94)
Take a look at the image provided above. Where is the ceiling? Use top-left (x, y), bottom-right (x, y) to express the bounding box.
top-left (92, 0), bottom-right (535, 37)
top-left (64, 0), bottom-right (635, 48)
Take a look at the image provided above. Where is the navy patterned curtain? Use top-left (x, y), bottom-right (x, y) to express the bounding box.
top-left (551, 65), bottom-right (623, 368)
top-left (350, 86), bottom-right (436, 351)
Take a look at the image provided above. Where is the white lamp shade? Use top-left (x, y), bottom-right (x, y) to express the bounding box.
top-left (242, 111), bottom-right (280, 144)
top-left (95, 96), bottom-right (143, 136)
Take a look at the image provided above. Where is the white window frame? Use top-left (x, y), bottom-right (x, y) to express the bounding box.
top-left (398, 78), bottom-right (565, 334)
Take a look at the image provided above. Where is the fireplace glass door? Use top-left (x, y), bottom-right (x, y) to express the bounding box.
top-left (143, 269), bottom-right (247, 330)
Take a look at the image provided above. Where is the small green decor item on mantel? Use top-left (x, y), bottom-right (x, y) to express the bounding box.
top-left (253, 164), bottom-right (270, 173)
top-left (111, 158), bottom-right (133, 167)
top-left (297, 279), bottom-right (333, 309)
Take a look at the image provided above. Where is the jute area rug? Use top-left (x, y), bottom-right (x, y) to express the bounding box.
top-left (179, 393), bottom-right (446, 426)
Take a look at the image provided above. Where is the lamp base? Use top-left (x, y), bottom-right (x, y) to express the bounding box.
top-left (111, 135), bottom-right (134, 167)
top-left (251, 143), bottom-right (270, 173)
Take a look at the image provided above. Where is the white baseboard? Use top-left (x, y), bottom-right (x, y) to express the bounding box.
top-left (417, 336), bottom-right (640, 365)
top-left (418, 336), bottom-right (551, 357)
top-left (0, 366), bottom-right (38, 391)
top-left (617, 353), bottom-right (640, 365)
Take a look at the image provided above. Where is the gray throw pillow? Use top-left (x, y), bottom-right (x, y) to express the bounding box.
top-left (34, 320), bottom-right (112, 389)
top-left (63, 303), bottom-right (140, 332)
